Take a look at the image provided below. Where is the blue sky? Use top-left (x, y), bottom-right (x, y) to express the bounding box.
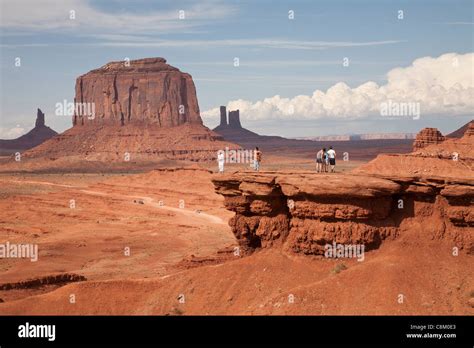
top-left (0, 0), bottom-right (473, 138)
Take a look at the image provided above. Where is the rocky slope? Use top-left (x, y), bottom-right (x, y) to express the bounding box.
top-left (447, 120), bottom-right (474, 138)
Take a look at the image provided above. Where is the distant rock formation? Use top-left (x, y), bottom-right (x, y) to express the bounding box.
top-left (359, 133), bottom-right (416, 140)
top-left (35, 108), bottom-right (45, 127)
top-left (73, 57), bottom-right (203, 127)
top-left (465, 122), bottom-right (474, 137)
top-left (211, 105), bottom-right (413, 160)
top-left (0, 108), bottom-right (57, 153)
top-left (296, 135), bottom-right (354, 141)
top-left (213, 106), bottom-right (260, 140)
top-left (228, 110), bottom-right (241, 128)
top-left (219, 106), bottom-right (227, 127)
top-left (413, 127), bottom-right (445, 151)
top-left (447, 120), bottom-right (474, 138)
top-left (20, 59), bottom-right (238, 163)
top-left (214, 106), bottom-right (243, 131)
top-left (298, 133), bottom-right (416, 141)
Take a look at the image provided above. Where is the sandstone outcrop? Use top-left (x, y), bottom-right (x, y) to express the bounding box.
top-left (212, 171), bottom-right (473, 255)
top-left (73, 58), bottom-right (202, 127)
top-left (413, 127), bottom-right (445, 151)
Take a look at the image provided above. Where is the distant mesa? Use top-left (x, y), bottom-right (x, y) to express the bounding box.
top-left (0, 108), bottom-right (57, 154)
top-left (297, 133), bottom-right (416, 141)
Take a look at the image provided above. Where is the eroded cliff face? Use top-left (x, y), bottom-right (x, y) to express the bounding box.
top-left (74, 58), bottom-right (202, 127)
top-left (212, 172), bottom-right (473, 255)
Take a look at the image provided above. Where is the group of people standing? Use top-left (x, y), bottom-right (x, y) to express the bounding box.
top-left (217, 145), bottom-right (336, 173)
top-left (316, 146), bottom-right (336, 173)
top-left (217, 146), bottom-right (262, 173)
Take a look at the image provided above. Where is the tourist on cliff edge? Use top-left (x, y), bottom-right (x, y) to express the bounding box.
top-left (327, 146), bottom-right (336, 173)
top-left (217, 151), bottom-right (225, 173)
top-left (322, 148), bottom-right (328, 172)
top-left (316, 148), bottom-right (324, 173)
top-left (254, 147), bottom-right (262, 171)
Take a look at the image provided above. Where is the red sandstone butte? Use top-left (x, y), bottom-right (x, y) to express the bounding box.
top-left (73, 57), bottom-right (202, 127)
top-left (16, 58), bottom-right (238, 165)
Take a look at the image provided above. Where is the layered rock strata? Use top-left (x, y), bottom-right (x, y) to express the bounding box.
top-left (212, 172), bottom-right (473, 255)
top-left (413, 128), bottom-right (445, 151)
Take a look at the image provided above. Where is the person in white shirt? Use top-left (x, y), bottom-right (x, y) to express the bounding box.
top-left (217, 151), bottom-right (225, 173)
top-left (327, 146), bottom-right (336, 173)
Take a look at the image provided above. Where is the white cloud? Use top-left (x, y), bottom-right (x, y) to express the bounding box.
top-left (0, 126), bottom-right (26, 139)
top-left (0, 0), bottom-right (235, 32)
top-left (0, 1), bottom-right (401, 50)
top-left (95, 38), bottom-right (402, 49)
top-left (202, 53), bottom-right (474, 121)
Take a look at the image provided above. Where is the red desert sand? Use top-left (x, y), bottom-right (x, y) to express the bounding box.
top-left (0, 125), bottom-right (472, 315)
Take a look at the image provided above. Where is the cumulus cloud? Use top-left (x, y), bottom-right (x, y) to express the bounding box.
top-left (202, 53), bottom-right (474, 121)
top-left (0, 126), bottom-right (26, 139)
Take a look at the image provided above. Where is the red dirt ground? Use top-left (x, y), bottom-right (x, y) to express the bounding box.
top-left (0, 163), bottom-right (472, 315)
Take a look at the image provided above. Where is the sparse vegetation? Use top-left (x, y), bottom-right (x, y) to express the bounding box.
top-left (331, 263), bottom-right (348, 274)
